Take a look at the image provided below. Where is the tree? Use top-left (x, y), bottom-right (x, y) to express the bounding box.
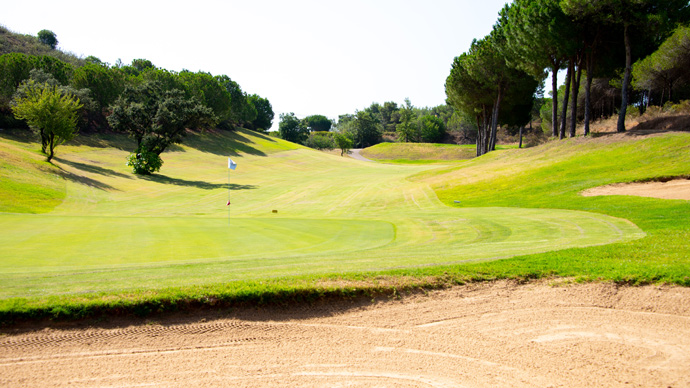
top-left (247, 94), bottom-right (274, 131)
top-left (396, 98), bottom-right (419, 142)
top-left (179, 70), bottom-right (227, 127)
top-left (107, 81), bottom-right (214, 174)
top-left (419, 115), bottom-right (446, 143)
top-left (71, 62), bottom-right (125, 114)
top-left (446, 29), bottom-right (537, 155)
top-left (278, 112), bottom-right (308, 144)
top-left (304, 114), bottom-right (332, 132)
top-left (333, 132), bottom-right (353, 156)
top-left (37, 30), bottom-right (58, 49)
top-left (502, 0), bottom-right (577, 137)
top-left (352, 110), bottom-right (382, 148)
top-left (632, 25), bottom-right (690, 104)
top-left (561, 0), bottom-right (690, 132)
top-left (11, 80), bottom-right (81, 162)
top-left (215, 75), bottom-right (251, 127)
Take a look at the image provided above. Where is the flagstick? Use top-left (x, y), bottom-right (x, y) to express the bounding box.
top-left (231, 168), bottom-right (234, 226)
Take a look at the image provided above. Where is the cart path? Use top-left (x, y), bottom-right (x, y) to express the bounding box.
top-left (349, 148), bottom-right (374, 162)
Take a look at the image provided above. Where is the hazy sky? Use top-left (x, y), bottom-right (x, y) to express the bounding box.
top-left (3, 0), bottom-right (511, 129)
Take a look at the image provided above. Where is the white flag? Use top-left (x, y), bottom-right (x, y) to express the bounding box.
top-left (228, 158), bottom-right (237, 170)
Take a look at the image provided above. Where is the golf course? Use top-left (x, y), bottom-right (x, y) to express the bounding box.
top-left (1, 125), bottom-right (689, 321)
top-left (2, 126), bottom-right (690, 387)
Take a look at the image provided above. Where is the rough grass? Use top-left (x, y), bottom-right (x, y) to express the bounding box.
top-left (360, 142), bottom-right (476, 163)
top-left (0, 127), bottom-right (688, 324)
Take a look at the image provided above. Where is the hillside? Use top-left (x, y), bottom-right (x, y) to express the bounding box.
top-left (0, 25), bottom-right (84, 66)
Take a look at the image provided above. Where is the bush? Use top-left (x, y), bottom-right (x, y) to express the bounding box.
top-left (126, 151), bottom-right (163, 175)
top-left (305, 132), bottom-right (334, 150)
top-left (668, 100), bottom-right (690, 114)
top-left (644, 105), bottom-right (664, 118)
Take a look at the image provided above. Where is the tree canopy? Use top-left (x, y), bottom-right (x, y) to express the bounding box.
top-left (37, 30), bottom-right (58, 49)
top-left (107, 81), bottom-right (214, 174)
top-left (278, 112), bottom-right (309, 144)
top-left (11, 80), bottom-right (81, 162)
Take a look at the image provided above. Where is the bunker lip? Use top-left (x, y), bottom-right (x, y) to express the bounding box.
top-left (582, 178), bottom-right (690, 201)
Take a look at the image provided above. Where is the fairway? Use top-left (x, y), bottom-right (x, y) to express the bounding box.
top-left (0, 129), bottom-right (643, 299)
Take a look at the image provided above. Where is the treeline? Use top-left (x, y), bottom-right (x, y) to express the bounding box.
top-left (446, 0), bottom-right (690, 156)
top-left (0, 53), bottom-right (274, 133)
top-left (278, 100), bottom-right (481, 153)
top-left (0, 27), bottom-right (275, 174)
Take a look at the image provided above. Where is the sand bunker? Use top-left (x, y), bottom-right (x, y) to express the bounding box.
top-left (582, 178), bottom-right (690, 200)
top-left (2, 280), bottom-right (689, 387)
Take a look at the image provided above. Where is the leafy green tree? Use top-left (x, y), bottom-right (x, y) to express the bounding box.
top-left (380, 101), bottom-right (400, 131)
top-left (215, 75), bottom-right (252, 127)
top-left (419, 115), bottom-right (446, 143)
top-left (179, 70), bottom-right (227, 127)
top-left (396, 98), bottom-right (419, 142)
top-left (71, 62), bottom-right (125, 113)
top-left (0, 54), bottom-right (73, 104)
top-left (352, 110), bottom-right (382, 148)
top-left (278, 112), bottom-right (309, 144)
top-left (37, 30), bottom-right (58, 49)
top-left (632, 25), bottom-right (690, 104)
top-left (247, 94), bottom-right (274, 131)
top-left (11, 80), bottom-right (81, 162)
top-left (502, 0), bottom-right (576, 137)
top-left (333, 132), bottom-right (353, 156)
top-left (107, 81), bottom-right (214, 174)
top-left (560, 0), bottom-right (690, 132)
top-left (304, 114), bottom-right (332, 132)
top-left (446, 48), bottom-right (493, 155)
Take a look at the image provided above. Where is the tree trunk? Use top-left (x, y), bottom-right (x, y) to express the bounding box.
top-left (46, 133), bottom-right (55, 163)
top-left (569, 60), bottom-right (582, 138)
top-left (489, 87), bottom-right (503, 152)
top-left (583, 54), bottom-right (593, 136)
top-left (617, 23), bottom-right (631, 133)
top-left (560, 60), bottom-right (573, 140)
top-left (550, 61), bottom-right (560, 137)
top-left (519, 126), bottom-right (523, 149)
top-left (482, 105), bottom-right (489, 155)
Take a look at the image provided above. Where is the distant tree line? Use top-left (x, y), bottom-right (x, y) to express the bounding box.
top-left (280, 100), bottom-right (484, 154)
top-left (446, 0), bottom-right (690, 156)
top-left (0, 53), bottom-right (274, 133)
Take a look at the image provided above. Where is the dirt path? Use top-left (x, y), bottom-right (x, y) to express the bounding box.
top-left (2, 280), bottom-right (689, 387)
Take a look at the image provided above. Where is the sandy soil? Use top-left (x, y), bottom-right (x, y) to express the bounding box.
top-left (2, 280), bottom-right (689, 387)
top-left (583, 178), bottom-right (690, 201)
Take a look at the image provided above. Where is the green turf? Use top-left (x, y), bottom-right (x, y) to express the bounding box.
top-left (0, 127), bottom-right (688, 321)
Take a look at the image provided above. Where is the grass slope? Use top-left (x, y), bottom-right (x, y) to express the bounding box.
top-left (0, 128), bottom-right (687, 322)
top-left (360, 142), bottom-right (515, 164)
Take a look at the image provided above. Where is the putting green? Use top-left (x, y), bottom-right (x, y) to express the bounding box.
top-left (0, 129), bottom-right (644, 298)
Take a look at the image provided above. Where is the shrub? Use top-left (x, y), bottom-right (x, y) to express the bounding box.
top-left (306, 132), bottom-right (334, 150)
top-left (668, 100), bottom-right (690, 114)
top-left (126, 151), bottom-right (163, 175)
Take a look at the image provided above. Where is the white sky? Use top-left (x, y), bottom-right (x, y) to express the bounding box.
top-left (2, 0), bottom-right (511, 130)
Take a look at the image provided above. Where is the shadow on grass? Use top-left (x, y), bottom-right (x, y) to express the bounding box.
top-left (54, 158), bottom-right (132, 179)
top-left (141, 174), bottom-right (257, 191)
top-left (53, 165), bottom-right (118, 191)
top-left (182, 129), bottom-right (267, 157)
